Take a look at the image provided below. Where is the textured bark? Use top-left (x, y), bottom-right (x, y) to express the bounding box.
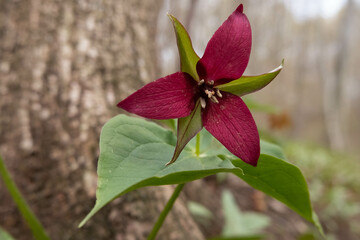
top-left (0, 0), bottom-right (204, 239)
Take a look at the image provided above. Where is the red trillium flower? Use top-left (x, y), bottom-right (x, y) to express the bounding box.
top-left (118, 4), bottom-right (283, 166)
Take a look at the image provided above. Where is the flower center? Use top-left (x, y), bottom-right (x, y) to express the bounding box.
top-left (198, 79), bottom-right (222, 109)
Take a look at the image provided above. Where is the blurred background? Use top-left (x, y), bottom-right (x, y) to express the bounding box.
top-left (0, 0), bottom-right (359, 239)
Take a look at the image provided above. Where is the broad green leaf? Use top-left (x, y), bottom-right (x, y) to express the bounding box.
top-left (0, 227), bottom-right (15, 240)
top-left (222, 190), bottom-right (270, 238)
top-left (232, 155), bottom-right (314, 224)
top-left (188, 128), bottom-right (214, 154)
top-left (189, 131), bottom-right (321, 231)
top-left (79, 115), bottom-right (242, 227)
top-left (217, 59), bottom-right (284, 97)
top-left (168, 14), bottom-right (200, 81)
top-left (156, 119), bottom-right (176, 133)
top-left (167, 100), bottom-right (202, 165)
top-left (258, 140), bottom-right (286, 160)
top-left (189, 129), bottom-right (285, 161)
top-left (80, 115), bottom-right (321, 235)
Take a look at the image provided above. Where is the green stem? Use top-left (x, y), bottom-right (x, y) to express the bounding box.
top-left (147, 183), bottom-right (185, 240)
top-left (0, 155), bottom-right (50, 240)
top-left (195, 133), bottom-right (201, 157)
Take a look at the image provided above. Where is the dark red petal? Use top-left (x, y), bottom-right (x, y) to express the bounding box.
top-left (197, 4), bottom-right (252, 85)
top-left (117, 72), bottom-right (197, 120)
top-left (202, 92), bottom-right (260, 166)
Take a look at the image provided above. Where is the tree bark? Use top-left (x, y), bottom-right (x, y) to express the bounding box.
top-left (0, 0), bottom-right (204, 239)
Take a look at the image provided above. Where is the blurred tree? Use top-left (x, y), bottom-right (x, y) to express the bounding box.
top-left (0, 0), bottom-right (204, 239)
top-left (323, 0), bottom-right (355, 150)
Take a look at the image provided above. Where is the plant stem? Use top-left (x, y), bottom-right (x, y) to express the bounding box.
top-left (0, 155), bottom-right (50, 240)
top-left (147, 183), bottom-right (185, 240)
top-left (195, 133), bottom-right (201, 157)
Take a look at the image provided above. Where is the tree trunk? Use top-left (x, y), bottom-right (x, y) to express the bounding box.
top-left (0, 0), bottom-right (204, 239)
top-left (323, 0), bottom-right (354, 150)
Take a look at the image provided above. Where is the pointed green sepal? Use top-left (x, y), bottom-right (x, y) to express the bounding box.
top-left (166, 100), bottom-right (203, 165)
top-left (217, 59), bottom-right (284, 97)
top-left (168, 14), bottom-right (200, 81)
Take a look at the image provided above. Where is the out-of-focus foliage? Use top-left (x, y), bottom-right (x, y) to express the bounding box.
top-left (0, 227), bottom-right (14, 240)
top-left (187, 201), bottom-right (213, 226)
top-left (284, 141), bottom-right (360, 235)
top-left (221, 190), bottom-right (270, 238)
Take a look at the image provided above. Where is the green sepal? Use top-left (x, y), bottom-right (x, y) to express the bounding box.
top-left (167, 100), bottom-right (203, 165)
top-left (168, 14), bottom-right (200, 81)
top-left (217, 59), bottom-right (284, 97)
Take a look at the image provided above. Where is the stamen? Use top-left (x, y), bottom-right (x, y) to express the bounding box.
top-left (216, 89), bottom-right (222, 98)
top-left (210, 96), bottom-right (219, 103)
top-left (205, 89), bottom-right (215, 98)
top-left (200, 97), bottom-right (206, 108)
top-left (209, 80), bottom-right (214, 85)
top-left (204, 90), bottom-right (212, 98)
top-left (198, 79), bottom-right (205, 85)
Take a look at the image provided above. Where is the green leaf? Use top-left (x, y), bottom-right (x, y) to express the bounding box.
top-left (168, 14), bottom-right (200, 81)
top-left (0, 227), bottom-right (15, 240)
top-left (188, 131), bottom-right (322, 232)
top-left (80, 115), bottom-right (322, 236)
top-left (258, 140), bottom-right (286, 160)
top-left (231, 155), bottom-right (315, 224)
top-left (79, 115), bottom-right (242, 227)
top-left (221, 190), bottom-right (270, 237)
top-left (155, 119), bottom-right (176, 133)
top-left (167, 100), bottom-right (202, 165)
top-left (217, 60), bottom-right (284, 97)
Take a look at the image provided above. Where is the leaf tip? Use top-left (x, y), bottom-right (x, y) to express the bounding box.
top-left (167, 13), bottom-right (175, 22)
top-left (78, 220), bottom-right (86, 228)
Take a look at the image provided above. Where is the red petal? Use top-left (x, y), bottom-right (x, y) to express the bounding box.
top-left (202, 92), bottom-right (260, 166)
top-left (197, 4), bottom-right (252, 85)
top-left (117, 72), bottom-right (197, 120)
